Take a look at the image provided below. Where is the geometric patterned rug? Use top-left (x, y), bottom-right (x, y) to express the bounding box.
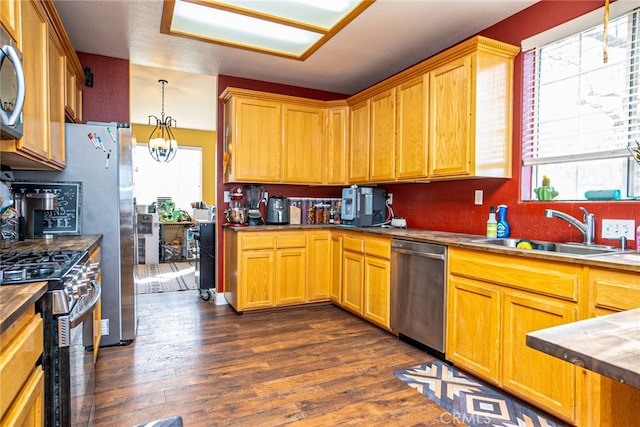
top-left (134, 261), bottom-right (197, 294)
top-left (394, 360), bottom-right (566, 427)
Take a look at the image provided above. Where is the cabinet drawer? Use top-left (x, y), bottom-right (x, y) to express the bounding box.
top-left (365, 238), bottom-right (390, 259)
top-left (240, 234), bottom-right (275, 250)
top-left (343, 236), bottom-right (365, 253)
top-left (449, 248), bottom-right (581, 301)
top-left (276, 234), bottom-right (306, 248)
top-left (590, 268), bottom-right (640, 312)
top-left (0, 312), bottom-right (43, 419)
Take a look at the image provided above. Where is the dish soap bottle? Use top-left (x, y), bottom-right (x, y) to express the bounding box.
top-left (486, 206), bottom-right (497, 238)
top-left (497, 204), bottom-right (510, 238)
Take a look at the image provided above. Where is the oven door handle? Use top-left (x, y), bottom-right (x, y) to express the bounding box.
top-left (69, 281), bottom-right (101, 329)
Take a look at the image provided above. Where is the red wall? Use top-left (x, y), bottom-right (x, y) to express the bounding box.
top-left (77, 53), bottom-right (130, 124)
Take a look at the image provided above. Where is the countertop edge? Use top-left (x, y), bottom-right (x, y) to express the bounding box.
top-left (526, 308), bottom-right (640, 389)
top-left (222, 225), bottom-right (640, 272)
top-left (0, 282), bottom-right (48, 332)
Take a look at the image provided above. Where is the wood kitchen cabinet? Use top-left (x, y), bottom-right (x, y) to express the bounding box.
top-left (224, 229), bottom-right (323, 312)
top-left (274, 233), bottom-right (307, 305)
top-left (89, 246), bottom-right (102, 363)
top-left (283, 103), bottom-right (324, 184)
top-left (348, 100), bottom-right (370, 183)
top-left (329, 232), bottom-right (343, 303)
top-left (447, 247), bottom-right (581, 424)
top-left (369, 88), bottom-right (396, 182)
top-left (428, 39), bottom-right (517, 179)
top-left (324, 103), bottom-right (349, 185)
top-left (307, 231), bottom-right (332, 301)
top-left (396, 74), bottom-right (429, 180)
top-left (223, 93), bottom-right (282, 183)
top-left (1, 0), bottom-right (83, 170)
top-left (65, 63), bottom-right (83, 123)
top-left (48, 29), bottom-right (65, 167)
top-left (587, 267), bottom-right (640, 316)
top-left (0, 304), bottom-right (45, 426)
top-left (0, 0), bottom-right (20, 42)
top-left (340, 232), bottom-right (391, 329)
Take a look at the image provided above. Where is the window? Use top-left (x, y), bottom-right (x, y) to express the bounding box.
top-left (133, 144), bottom-right (203, 213)
top-left (522, 5), bottom-right (640, 201)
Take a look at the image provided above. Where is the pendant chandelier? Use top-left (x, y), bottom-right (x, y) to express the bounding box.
top-left (148, 79), bottom-right (178, 162)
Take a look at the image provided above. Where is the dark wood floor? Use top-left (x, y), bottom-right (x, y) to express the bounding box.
top-left (90, 291), bottom-right (454, 426)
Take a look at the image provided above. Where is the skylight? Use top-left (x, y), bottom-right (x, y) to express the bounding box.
top-left (161, 0), bottom-right (374, 60)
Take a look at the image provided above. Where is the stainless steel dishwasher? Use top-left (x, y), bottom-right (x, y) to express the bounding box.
top-left (390, 239), bottom-right (446, 357)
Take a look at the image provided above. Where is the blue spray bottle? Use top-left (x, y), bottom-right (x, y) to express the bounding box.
top-left (496, 204), bottom-right (510, 238)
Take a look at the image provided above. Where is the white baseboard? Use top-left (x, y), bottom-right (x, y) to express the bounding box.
top-left (213, 290), bottom-right (228, 305)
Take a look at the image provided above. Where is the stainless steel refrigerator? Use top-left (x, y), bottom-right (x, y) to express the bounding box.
top-left (15, 122), bottom-right (137, 347)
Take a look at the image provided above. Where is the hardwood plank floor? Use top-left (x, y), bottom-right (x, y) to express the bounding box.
top-left (91, 291), bottom-right (455, 426)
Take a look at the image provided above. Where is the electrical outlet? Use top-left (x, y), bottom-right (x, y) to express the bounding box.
top-left (224, 191), bottom-right (231, 203)
top-left (101, 319), bottom-right (109, 336)
top-left (387, 193), bottom-right (393, 204)
top-left (601, 219), bottom-right (635, 239)
top-left (474, 190), bottom-right (483, 205)
top-left (263, 191), bottom-right (268, 203)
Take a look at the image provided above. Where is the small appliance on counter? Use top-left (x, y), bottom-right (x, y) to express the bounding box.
top-left (266, 195), bottom-right (290, 224)
top-left (341, 186), bottom-right (387, 227)
top-left (244, 184), bottom-right (266, 225)
top-left (224, 186), bottom-right (248, 227)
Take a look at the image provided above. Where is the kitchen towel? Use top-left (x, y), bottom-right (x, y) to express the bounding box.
top-left (394, 360), bottom-right (566, 427)
top-left (135, 262), bottom-right (197, 294)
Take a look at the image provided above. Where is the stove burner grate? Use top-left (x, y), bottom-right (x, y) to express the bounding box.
top-left (0, 248), bottom-right (84, 285)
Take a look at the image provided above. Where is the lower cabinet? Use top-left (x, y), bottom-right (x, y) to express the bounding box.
top-left (0, 306), bottom-right (45, 426)
top-left (329, 233), bottom-right (343, 304)
top-left (340, 232), bottom-right (391, 330)
top-left (225, 229), bottom-right (334, 312)
top-left (447, 247), bottom-right (581, 424)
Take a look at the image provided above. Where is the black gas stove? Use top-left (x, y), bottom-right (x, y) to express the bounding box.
top-left (0, 248), bottom-right (86, 286)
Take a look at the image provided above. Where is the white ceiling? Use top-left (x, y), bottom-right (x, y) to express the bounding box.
top-left (54, 0), bottom-right (539, 96)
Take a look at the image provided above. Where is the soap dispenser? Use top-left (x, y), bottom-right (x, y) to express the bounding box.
top-left (486, 206), bottom-right (497, 238)
top-left (496, 204), bottom-right (510, 238)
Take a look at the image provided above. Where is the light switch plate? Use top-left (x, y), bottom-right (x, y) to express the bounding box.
top-left (601, 219), bottom-right (635, 239)
top-left (224, 191), bottom-right (231, 203)
top-left (474, 190), bottom-right (483, 205)
top-left (101, 319), bottom-right (110, 336)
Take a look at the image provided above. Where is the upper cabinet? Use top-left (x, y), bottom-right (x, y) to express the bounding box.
top-left (1, 0), bottom-right (85, 171)
top-left (347, 36), bottom-right (518, 183)
top-left (221, 88), bottom-right (348, 185)
top-left (348, 99), bottom-right (370, 183)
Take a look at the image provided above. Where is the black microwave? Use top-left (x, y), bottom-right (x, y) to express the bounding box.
top-left (0, 26), bottom-right (25, 140)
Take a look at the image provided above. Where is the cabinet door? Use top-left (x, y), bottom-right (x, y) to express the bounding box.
top-left (363, 255), bottom-right (390, 328)
top-left (502, 290), bottom-right (576, 422)
top-left (329, 234), bottom-right (343, 303)
top-left (348, 99), bottom-right (370, 183)
top-left (325, 106), bottom-right (348, 185)
top-left (275, 248), bottom-right (306, 305)
top-left (588, 267), bottom-right (640, 315)
top-left (308, 232), bottom-right (331, 301)
top-left (65, 64), bottom-right (79, 122)
top-left (342, 250), bottom-right (364, 314)
top-left (234, 98), bottom-right (282, 182)
top-left (429, 55), bottom-right (472, 178)
top-left (446, 275), bottom-right (501, 383)
top-left (369, 89), bottom-right (396, 182)
top-left (48, 32), bottom-right (65, 167)
top-left (0, 0), bottom-right (20, 42)
top-left (283, 103), bottom-right (324, 184)
top-left (2, 368), bottom-right (44, 426)
top-left (396, 75), bottom-right (429, 179)
top-left (239, 251), bottom-right (275, 310)
top-left (19, 0), bottom-right (49, 160)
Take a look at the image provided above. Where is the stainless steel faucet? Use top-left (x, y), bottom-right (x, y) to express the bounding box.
top-left (544, 207), bottom-right (595, 245)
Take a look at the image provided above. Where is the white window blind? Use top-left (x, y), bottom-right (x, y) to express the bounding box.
top-left (520, 3), bottom-right (640, 201)
top-left (522, 8), bottom-right (640, 168)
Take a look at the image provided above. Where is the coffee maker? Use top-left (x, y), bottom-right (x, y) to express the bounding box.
top-left (18, 192), bottom-right (58, 238)
top-left (244, 184), bottom-right (266, 225)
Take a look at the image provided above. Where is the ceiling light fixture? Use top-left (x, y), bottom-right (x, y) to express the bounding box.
top-left (162, 0), bottom-right (374, 60)
top-left (148, 79), bottom-right (178, 163)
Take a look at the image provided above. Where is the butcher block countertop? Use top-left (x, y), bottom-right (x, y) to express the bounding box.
top-left (0, 281), bottom-right (48, 332)
top-left (526, 308), bottom-right (640, 389)
top-left (2, 234), bottom-right (102, 254)
top-left (224, 225), bottom-right (640, 272)
top-left (0, 234), bottom-right (102, 331)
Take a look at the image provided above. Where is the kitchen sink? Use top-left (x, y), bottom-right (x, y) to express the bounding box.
top-left (470, 238), bottom-right (618, 256)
